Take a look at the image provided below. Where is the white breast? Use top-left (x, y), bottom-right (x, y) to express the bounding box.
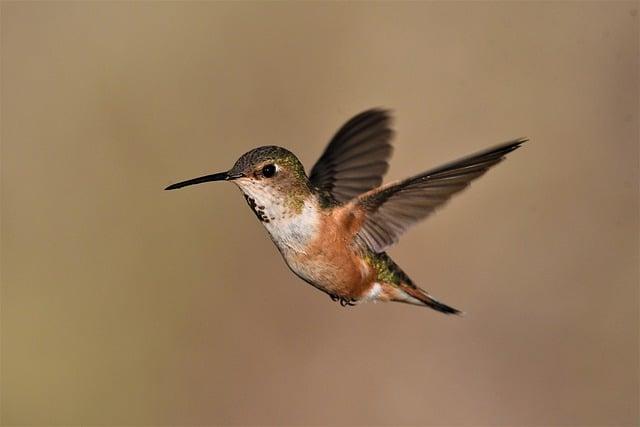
top-left (234, 182), bottom-right (318, 248)
top-left (234, 181), bottom-right (321, 284)
top-left (263, 199), bottom-right (320, 253)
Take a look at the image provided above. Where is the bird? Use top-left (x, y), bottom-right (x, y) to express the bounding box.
top-left (166, 109), bottom-right (526, 315)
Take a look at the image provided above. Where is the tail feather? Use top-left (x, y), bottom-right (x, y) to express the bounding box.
top-left (368, 252), bottom-right (462, 315)
top-left (397, 284), bottom-right (463, 315)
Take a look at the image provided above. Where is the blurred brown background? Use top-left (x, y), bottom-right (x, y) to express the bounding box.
top-left (1, 2), bottom-right (638, 426)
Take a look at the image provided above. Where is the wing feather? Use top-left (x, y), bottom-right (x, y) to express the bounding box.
top-left (309, 109), bottom-right (394, 203)
top-left (354, 138), bottom-right (527, 252)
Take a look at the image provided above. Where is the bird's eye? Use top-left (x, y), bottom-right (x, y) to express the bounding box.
top-left (262, 164), bottom-right (276, 178)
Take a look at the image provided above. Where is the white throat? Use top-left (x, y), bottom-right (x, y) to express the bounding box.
top-left (263, 200), bottom-right (319, 253)
top-left (235, 181), bottom-right (320, 253)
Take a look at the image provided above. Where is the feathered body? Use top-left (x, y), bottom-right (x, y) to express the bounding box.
top-left (166, 109), bottom-right (526, 314)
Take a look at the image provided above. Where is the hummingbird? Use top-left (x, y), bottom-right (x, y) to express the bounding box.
top-left (166, 109), bottom-right (526, 314)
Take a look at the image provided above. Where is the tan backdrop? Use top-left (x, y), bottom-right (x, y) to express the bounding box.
top-left (2, 2), bottom-right (638, 425)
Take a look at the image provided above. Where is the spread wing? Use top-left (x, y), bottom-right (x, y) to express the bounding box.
top-left (354, 138), bottom-right (527, 253)
top-left (309, 109), bottom-right (394, 203)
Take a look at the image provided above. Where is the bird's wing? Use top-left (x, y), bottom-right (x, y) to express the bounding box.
top-left (353, 138), bottom-right (527, 253)
top-left (309, 109), bottom-right (394, 204)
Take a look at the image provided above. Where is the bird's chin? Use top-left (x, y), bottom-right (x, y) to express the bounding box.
top-left (232, 179), bottom-right (258, 197)
top-left (230, 177), bottom-right (251, 190)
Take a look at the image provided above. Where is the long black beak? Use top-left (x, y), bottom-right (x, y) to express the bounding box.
top-left (165, 171), bottom-right (242, 190)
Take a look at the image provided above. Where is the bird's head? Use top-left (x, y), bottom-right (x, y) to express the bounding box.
top-left (165, 146), bottom-right (313, 216)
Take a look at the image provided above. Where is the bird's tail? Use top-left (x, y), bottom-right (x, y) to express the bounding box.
top-left (394, 283), bottom-right (463, 315)
top-left (368, 252), bottom-right (462, 315)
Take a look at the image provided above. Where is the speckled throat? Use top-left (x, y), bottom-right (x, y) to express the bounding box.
top-left (233, 178), bottom-right (320, 253)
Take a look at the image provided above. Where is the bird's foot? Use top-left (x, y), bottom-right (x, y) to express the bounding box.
top-left (339, 297), bottom-right (357, 307)
top-left (340, 298), bottom-right (356, 307)
top-left (329, 294), bottom-right (357, 307)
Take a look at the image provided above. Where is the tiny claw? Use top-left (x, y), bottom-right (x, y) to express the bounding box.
top-left (339, 297), bottom-right (357, 307)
